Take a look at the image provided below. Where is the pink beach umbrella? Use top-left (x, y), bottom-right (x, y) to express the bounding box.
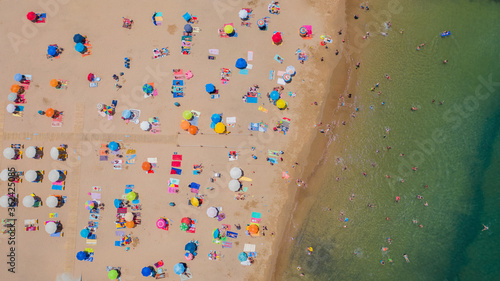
top-left (156, 218), bottom-right (166, 229)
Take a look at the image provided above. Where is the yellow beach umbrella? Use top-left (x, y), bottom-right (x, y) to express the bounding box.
top-left (224, 25), bottom-right (234, 34)
top-left (191, 197), bottom-right (200, 207)
top-left (214, 122), bottom-right (226, 134)
top-left (276, 99), bottom-right (287, 109)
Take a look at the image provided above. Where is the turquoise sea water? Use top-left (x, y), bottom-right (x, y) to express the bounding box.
top-left (281, 0), bottom-right (500, 280)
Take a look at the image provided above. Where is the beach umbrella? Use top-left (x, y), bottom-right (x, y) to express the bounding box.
top-left (46, 196), bottom-right (59, 208)
top-left (184, 24), bottom-right (193, 33)
top-left (50, 147), bottom-right (60, 160)
top-left (188, 125), bottom-right (198, 135)
top-left (76, 251), bottom-right (88, 261)
top-left (272, 32), bottom-right (282, 44)
top-left (25, 170), bottom-right (38, 182)
top-left (183, 110), bottom-right (193, 120)
top-left (248, 224), bottom-right (259, 234)
top-left (125, 212), bottom-right (134, 222)
top-left (207, 207), bottom-right (218, 218)
top-left (122, 110), bottom-right (132, 119)
top-left (87, 73), bottom-right (95, 82)
top-left (173, 263), bottom-right (186, 275)
top-left (27, 12), bottom-right (36, 21)
top-left (108, 269), bottom-right (119, 280)
top-left (205, 83), bottom-right (215, 93)
top-left (108, 141), bottom-right (119, 151)
top-left (185, 242), bottom-right (197, 253)
top-left (238, 252), bottom-right (248, 262)
top-left (228, 179), bottom-right (241, 192)
top-left (3, 147), bottom-right (15, 159)
top-left (75, 43), bottom-right (85, 53)
top-left (8, 93), bottom-right (17, 102)
top-left (46, 108), bottom-right (55, 118)
top-left (299, 27), bottom-right (307, 37)
top-left (210, 122), bottom-right (216, 129)
top-left (239, 9), bottom-right (249, 20)
top-left (0, 195), bottom-right (10, 208)
top-left (141, 266), bottom-right (152, 277)
top-left (45, 222), bottom-right (57, 234)
top-left (114, 199), bottom-right (122, 208)
top-left (80, 228), bottom-right (90, 238)
top-left (142, 84), bottom-right (153, 94)
top-left (6, 104), bottom-right (16, 113)
top-left (191, 197), bottom-right (200, 207)
top-left (214, 122), bottom-right (225, 134)
top-left (286, 65), bottom-right (296, 76)
top-left (283, 73), bottom-right (292, 83)
top-left (224, 24), bottom-right (234, 34)
top-left (270, 91), bottom-right (280, 100)
top-left (185, 253), bottom-right (193, 261)
top-left (48, 170), bottom-right (62, 182)
top-left (73, 34), bottom-right (85, 43)
top-left (235, 58), bottom-right (247, 69)
top-left (25, 146), bottom-right (36, 158)
top-left (213, 228), bottom-right (220, 239)
top-left (257, 19), bottom-right (266, 29)
top-left (156, 218), bottom-right (166, 229)
top-left (211, 113), bottom-right (221, 123)
top-left (230, 167), bottom-right (243, 179)
top-left (276, 99), bottom-right (287, 109)
top-left (14, 73), bottom-right (23, 82)
top-left (50, 79), bottom-right (59, 87)
top-left (96, 103), bottom-right (104, 111)
top-left (181, 217), bottom-right (191, 224)
top-left (23, 195), bottom-right (35, 208)
top-left (142, 161), bottom-right (151, 171)
top-left (125, 221), bottom-right (135, 228)
top-left (47, 45), bottom-right (58, 56)
top-left (140, 121), bottom-right (151, 131)
top-left (11, 84), bottom-right (21, 93)
top-left (0, 169), bottom-right (9, 182)
top-left (180, 223), bottom-right (189, 231)
top-left (84, 200), bottom-right (96, 211)
top-left (126, 192), bottom-right (137, 201)
top-left (181, 120), bottom-right (190, 130)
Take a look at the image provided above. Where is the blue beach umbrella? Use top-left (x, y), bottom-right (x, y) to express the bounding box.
top-left (143, 84), bottom-right (153, 94)
top-left (211, 114), bottom-right (221, 123)
top-left (73, 34), bottom-right (85, 43)
top-left (114, 199), bottom-right (122, 208)
top-left (108, 141), bottom-right (119, 151)
top-left (270, 91), bottom-right (280, 100)
top-left (205, 83), bottom-right (215, 93)
top-left (80, 228), bottom-right (90, 238)
top-left (122, 109), bottom-right (131, 119)
top-left (238, 252), bottom-right (248, 262)
top-left (47, 45), bottom-right (58, 56)
top-left (213, 228), bottom-right (220, 239)
top-left (173, 263), bottom-right (185, 275)
top-left (14, 73), bottom-right (23, 82)
top-left (75, 43), bottom-right (85, 53)
top-left (184, 24), bottom-right (193, 33)
top-left (210, 122), bottom-right (216, 129)
top-left (235, 58), bottom-right (247, 69)
top-left (76, 251), bottom-right (88, 261)
top-left (185, 242), bottom-right (197, 253)
top-left (141, 266), bottom-right (152, 277)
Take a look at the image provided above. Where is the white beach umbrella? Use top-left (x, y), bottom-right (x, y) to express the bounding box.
top-left (140, 121), bottom-right (151, 131)
top-left (48, 170), bottom-right (61, 183)
top-left (6, 104), bottom-right (16, 113)
top-left (125, 212), bottom-right (134, 222)
top-left (50, 147), bottom-right (60, 160)
top-left (96, 103), bottom-right (104, 110)
top-left (0, 169), bottom-right (9, 181)
top-left (46, 196), bottom-right (59, 208)
top-left (23, 195), bottom-right (35, 208)
top-left (25, 146), bottom-right (37, 159)
top-left (286, 65), bottom-right (296, 76)
top-left (45, 221), bottom-right (57, 234)
top-left (3, 147), bottom-right (15, 159)
top-left (25, 170), bottom-right (37, 182)
top-left (230, 167), bottom-right (243, 179)
top-left (206, 207), bottom-right (219, 218)
top-left (0, 195), bottom-right (10, 208)
top-left (228, 179), bottom-right (241, 192)
top-left (239, 9), bottom-right (248, 20)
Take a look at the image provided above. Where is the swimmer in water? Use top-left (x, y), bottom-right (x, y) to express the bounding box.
top-left (403, 254), bottom-right (410, 263)
top-left (417, 195), bottom-right (423, 200)
top-left (380, 260), bottom-right (385, 265)
top-left (387, 238), bottom-right (392, 244)
top-left (395, 196), bottom-right (401, 202)
top-left (424, 201), bottom-right (429, 207)
top-left (382, 247), bottom-right (388, 252)
top-left (482, 224), bottom-right (489, 231)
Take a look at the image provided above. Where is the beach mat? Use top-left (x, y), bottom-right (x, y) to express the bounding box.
top-left (171, 161), bottom-right (181, 167)
top-left (239, 69), bottom-right (249, 75)
top-left (170, 168), bottom-right (182, 175)
top-left (172, 154), bottom-right (183, 160)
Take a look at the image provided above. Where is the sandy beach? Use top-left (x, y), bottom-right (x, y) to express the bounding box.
top-left (0, 0), bottom-right (348, 280)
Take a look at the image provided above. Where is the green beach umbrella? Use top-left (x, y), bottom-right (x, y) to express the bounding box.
top-left (126, 192), bottom-right (136, 201)
top-left (180, 222), bottom-right (189, 231)
top-left (183, 110), bottom-right (193, 120)
top-left (108, 269), bottom-right (119, 280)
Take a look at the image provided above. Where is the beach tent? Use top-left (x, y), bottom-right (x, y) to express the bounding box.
top-left (3, 147), bottom-right (16, 159)
top-left (270, 91), bottom-right (280, 100)
top-left (230, 167), bottom-right (243, 179)
top-left (184, 24), bottom-right (193, 33)
top-left (174, 263), bottom-right (186, 275)
top-left (73, 34), bottom-right (85, 43)
top-left (239, 9), bottom-right (249, 20)
top-left (205, 83), bottom-right (215, 93)
top-left (235, 58), bottom-right (247, 69)
top-left (206, 207), bottom-right (218, 218)
top-left (0, 170), bottom-right (9, 182)
top-left (45, 221), bottom-right (57, 234)
top-left (108, 269), bottom-right (119, 280)
top-left (228, 179), bottom-right (241, 192)
top-left (272, 32), bottom-right (282, 44)
top-left (0, 195), bottom-right (10, 208)
top-left (238, 252), bottom-right (248, 262)
top-left (46, 196), bottom-right (59, 208)
top-left (76, 251), bottom-right (89, 261)
top-left (182, 13), bottom-right (192, 22)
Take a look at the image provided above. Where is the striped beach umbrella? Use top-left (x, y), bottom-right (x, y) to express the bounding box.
top-left (283, 73), bottom-right (292, 83)
top-left (299, 26), bottom-right (307, 37)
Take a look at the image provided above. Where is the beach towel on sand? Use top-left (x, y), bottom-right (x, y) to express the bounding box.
top-left (172, 154), bottom-right (183, 160)
top-left (170, 168), bottom-right (182, 175)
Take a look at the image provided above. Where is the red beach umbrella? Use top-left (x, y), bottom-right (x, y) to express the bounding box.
top-left (87, 73), bottom-right (95, 82)
top-left (272, 32), bottom-right (282, 44)
top-left (27, 12), bottom-right (36, 21)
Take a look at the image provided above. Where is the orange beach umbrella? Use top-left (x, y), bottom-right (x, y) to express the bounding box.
top-left (50, 79), bottom-right (59, 87)
top-left (45, 108), bottom-right (55, 118)
top-left (11, 85), bottom-right (20, 93)
top-left (142, 162), bottom-right (151, 171)
top-left (181, 120), bottom-right (190, 130)
top-left (188, 125), bottom-right (198, 135)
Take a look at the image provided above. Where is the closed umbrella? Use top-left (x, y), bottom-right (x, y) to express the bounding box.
top-left (23, 195), bottom-right (35, 207)
top-left (142, 84), bottom-right (153, 94)
top-left (122, 110), bottom-right (132, 119)
top-left (0, 195), bottom-right (10, 208)
top-left (14, 73), bottom-right (24, 82)
top-left (125, 212), bottom-right (134, 222)
top-left (50, 147), bottom-right (60, 160)
top-left (235, 58), bottom-right (247, 69)
top-left (230, 167), bottom-right (243, 179)
top-left (27, 12), bottom-right (37, 21)
top-left (238, 252), bottom-right (248, 262)
top-left (228, 179), bottom-right (241, 192)
top-left (73, 34), bottom-right (85, 43)
top-left (25, 170), bottom-right (38, 182)
top-left (8, 93), bottom-right (17, 102)
top-left (206, 207), bottom-right (218, 218)
top-left (184, 24), bottom-right (193, 33)
top-left (45, 222), bottom-right (57, 234)
top-left (46, 196), bottom-right (59, 208)
top-left (80, 228), bottom-right (90, 238)
top-left (239, 9), bottom-right (249, 20)
top-left (25, 146), bottom-right (37, 158)
top-left (173, 263), bottom-right (186, 275)
top-left (272, 32), bottom-right (282, 44)
top-left (47, 45), bottom-right (58, 56)
top-left (224, 24), bottom-right (234, 34)
top-left (48, 170), bottom-right (62, 182)
top-left (140, 121), bottom-right (151, 131)
top-left (188, 125), bottom-right (198, 135)
top-left (6, 104), bottom-right (16, 113)
top-left (75, 43), bottom-right (85, 53)
top-left (108, 141), bottom-right (119, 151)
top-left (183, 110), bottom-right (193, 120)
top-left (211, 113), bottom-right (221, 123)
top-left (214, 122), bottom-right (225, 134)
top-left (108, 269), bottom-right (119, 280)
top-left (156, 218), bottom-right (166, 229)
top-left (205, 83), bottom-right (215, 93)
top-left (3, 147), bottom-right (15, 159)
top-left (0, 169), bottom-right (9, 181)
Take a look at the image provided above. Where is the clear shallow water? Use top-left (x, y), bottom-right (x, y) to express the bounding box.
top-left (282, 0), bottom-right (500, 280)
